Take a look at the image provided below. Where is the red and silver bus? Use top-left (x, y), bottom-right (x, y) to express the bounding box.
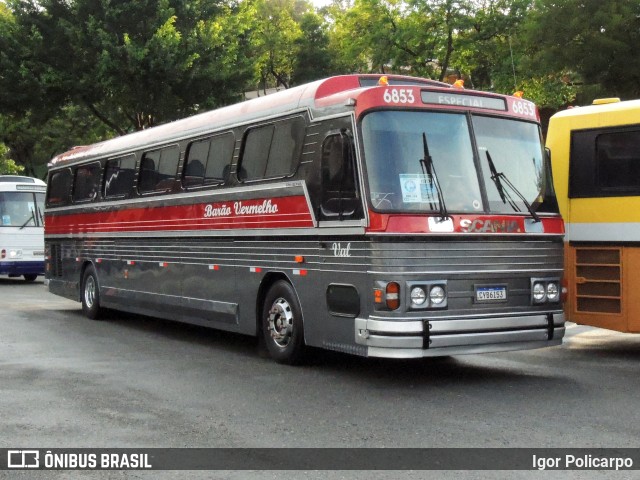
top-left (45, 74), bottom-right (565, 364)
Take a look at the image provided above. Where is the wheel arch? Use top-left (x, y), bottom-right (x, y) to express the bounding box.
top-left (255, 271), bottom-right (302, 337)
top-left (78, 260), bottom-right (97, 302)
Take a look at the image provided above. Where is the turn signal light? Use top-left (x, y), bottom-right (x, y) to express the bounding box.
top-left (386, 282), bottom-right (400, 310)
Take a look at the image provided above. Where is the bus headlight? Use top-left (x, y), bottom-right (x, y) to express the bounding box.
top-left (429, 286), bottom-right (446, 305)
top-left (546, 282), bottom-right (559, 302)
top-left (410, 287), bottom-right (427, 306)
top-left (532, 282), bottom-right (546, 303)
top-left (531, 278), bottom-right (561, 304)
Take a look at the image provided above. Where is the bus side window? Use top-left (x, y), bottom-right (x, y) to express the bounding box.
top-left (72, 162), bottom-right (101, 203)
top-left (47, 169), bottom-right (73, 207)
top-left (104, 155), bottom-right (136, 198)
top-left (238, 117), bottom-right (304, 182)
top-left (139, 146), bottom-right (180, 193)
top-left (320, 130), bottom-right (362, 220)
top-left (183, 132), bottom-right (235, 188)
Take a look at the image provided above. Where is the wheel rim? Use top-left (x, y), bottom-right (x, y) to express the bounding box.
top-left (84, 275), bottom-right (96, 309)
top-left (267, 297), bottom-right (294, 348)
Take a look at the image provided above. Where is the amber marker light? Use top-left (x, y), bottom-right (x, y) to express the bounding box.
top-left (453, 79), bottom-right (465, 89)
top-left (513, 91), bottom-right (524, 98)
top-left (378, 76), bottom-right (389, 86)
top-left (374, 288), bottom-right (384, 304)
top-left (294, 255), bottom-right (305, 263)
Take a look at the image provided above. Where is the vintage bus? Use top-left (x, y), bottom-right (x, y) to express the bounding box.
top-left (45, 74), bottom-right (565, 364)
top-left (547, 98), bottom-right (640, 333)
top-left (0, 175), bottom-right (46, 281)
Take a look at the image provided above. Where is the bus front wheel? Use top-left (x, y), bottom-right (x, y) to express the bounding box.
top-left (81, 265), bottom-right (103, 320)
top-left (23, 274), bottom-right (37, 282)
top-left (262, 280), bottom-right (306, 365)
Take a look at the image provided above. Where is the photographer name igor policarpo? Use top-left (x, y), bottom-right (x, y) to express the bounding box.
top-left (533, 454), bottom-right (633, 471)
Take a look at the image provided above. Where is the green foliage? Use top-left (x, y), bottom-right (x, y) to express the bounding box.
top-left (0, 143), bottom-right (25, 175)
top-left (522, 0), bottom-right (640, 100)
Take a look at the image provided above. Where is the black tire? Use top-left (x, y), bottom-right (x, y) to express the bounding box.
top-left (262, 280), bottom-right (306, 365)
top-left (23, 274), bottom-right (37, 282)
top-left (81, 265), bottom-right (103, 320)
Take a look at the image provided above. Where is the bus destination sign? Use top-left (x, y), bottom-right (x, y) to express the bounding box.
top-left (421, 91), bottom-right (506, 111)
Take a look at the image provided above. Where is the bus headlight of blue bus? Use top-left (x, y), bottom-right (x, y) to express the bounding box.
top-left (531, 278), bottom-right (561, 304)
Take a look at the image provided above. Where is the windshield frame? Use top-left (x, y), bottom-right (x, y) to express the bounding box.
top-left (358, 108), bottom-right (557, 216)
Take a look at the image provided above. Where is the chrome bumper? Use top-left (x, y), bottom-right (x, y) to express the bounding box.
top-left (354, 313), bottom-right (565, 358)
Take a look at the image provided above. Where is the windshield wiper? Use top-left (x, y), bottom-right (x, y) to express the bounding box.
top-left (420, 132), bottom-right (449, 220)
top-left (19, 210), bottom-right (35, 229)
top-left (485, 150), bottom-right (540, 222)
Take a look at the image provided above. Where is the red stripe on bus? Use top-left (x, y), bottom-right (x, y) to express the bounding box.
top-left (45, 196), bottom-right (313, 235)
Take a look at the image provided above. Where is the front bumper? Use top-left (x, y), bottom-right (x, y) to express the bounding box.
top-left (355, 313), bottom-right (565, 358)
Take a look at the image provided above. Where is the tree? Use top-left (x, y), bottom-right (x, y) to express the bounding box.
top-left (0, 143), bottom-right (25, 175)
top-left (522, 0), bottom-right (640, 100)
top-left (5, 0), bottom-right (255, 133)
top-left (249, 0), bottom-right (304, 91)
top-left (291, 9), bottom-right (336, 85)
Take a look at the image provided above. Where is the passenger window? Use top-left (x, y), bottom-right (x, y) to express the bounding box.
top-left (239, 117), bottom-right (304, 181)
top-left (183, 133), bottom-right (235, 187)
top-left (597, 130), bottom-right (640, 191)
top-left (73, 162), bottom-right (101, 202)
top-left (46, 169), bottom-right (73, 206)
top-left (104, 155), bottom-right (136, 198)
top-left (139, 146), bottom-right (180, 193)
top-left (320, 130), bottom-right (362, 220)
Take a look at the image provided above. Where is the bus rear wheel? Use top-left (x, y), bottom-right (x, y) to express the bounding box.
top-left (23, 274), bottom-right (37, 282)
top-left (81, 265), bottom-right (103, 320)
top-left (262, 280), bottom-right (306, 365)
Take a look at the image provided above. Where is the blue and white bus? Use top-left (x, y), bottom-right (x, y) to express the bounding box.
top-left (0, 175), bottom-right (46, 281)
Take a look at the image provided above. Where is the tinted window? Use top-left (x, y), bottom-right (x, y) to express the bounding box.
top-left (183, 133), bottom-right (235, 187)
top-left (73, 162), bottom-right (101, 202)
top-left (320, 131), bottom-right (362, 219)
top-left (597, 130), bottom-right (640, 190)
top-left (239, 117), bottom-right (304, 181)
top-left (139, 146), bottom-right (180, 193)
top-left (570, 125), bottom-right (640, 198)
top-left (47, 169), bottom-right (73, 206)
top-left (104, 155), bottom-right (136, 198)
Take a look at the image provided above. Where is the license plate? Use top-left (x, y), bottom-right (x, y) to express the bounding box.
top-left (476, 286), bottom-right (507, 302)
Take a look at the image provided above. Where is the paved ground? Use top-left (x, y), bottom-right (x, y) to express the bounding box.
top-left (1, 279), bottom-right (639, 479)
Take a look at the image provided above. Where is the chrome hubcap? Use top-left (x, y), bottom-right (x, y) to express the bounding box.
top-left (84, 276), bottom-right (96, 308)
top-left (268, 297), bottom-right (293, 348)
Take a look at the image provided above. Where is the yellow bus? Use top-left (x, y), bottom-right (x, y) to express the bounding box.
top-left (546, 98), bottom-right (640, 333)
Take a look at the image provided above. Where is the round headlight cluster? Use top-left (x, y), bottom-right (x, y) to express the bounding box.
top-left (410, 285), bottom-right (446, 307)
top-left (532, 280), bottom-right (560, 303)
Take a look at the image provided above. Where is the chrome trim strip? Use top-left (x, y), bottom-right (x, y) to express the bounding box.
top-left (365, 335), bottom-right (424, 349)
top-left (367, 310), bottom-right (563, 321)
top-left (429, 329), bottom-right (549, 348)
top-left (45, 226), bottom-right (367, 239)
top-left (428, 314), bottom-right (553, 333)
top-left (366, 335), bottom-right (564, 359)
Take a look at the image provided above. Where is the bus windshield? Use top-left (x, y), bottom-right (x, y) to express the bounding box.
top-left (362, 111), bottom-right (553, 215)
top-left (0, 192), bottom-right (45, 227)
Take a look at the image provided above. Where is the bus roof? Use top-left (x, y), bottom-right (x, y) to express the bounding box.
top-left (49, 74), bottom-right (523, 169)
top-left (0, 175), bottom-right (46, 185)
top-left (550, 98), bottom-right (640, 120)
